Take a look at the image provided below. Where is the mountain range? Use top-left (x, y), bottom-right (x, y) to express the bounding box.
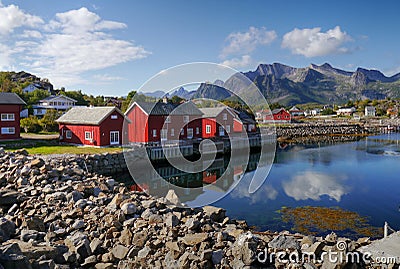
top-left (148, 63), bottom-right (400, 106)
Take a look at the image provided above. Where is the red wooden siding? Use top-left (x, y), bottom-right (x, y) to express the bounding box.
top-left (59, 112), bottom-right (124, 146)
top-left (0, 104), bottom-right (22, 140)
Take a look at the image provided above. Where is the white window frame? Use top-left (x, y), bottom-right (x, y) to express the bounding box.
top-left (219, 126), bottom-right (225, 136)
top-left (223, 113), bottom-right (227, 120)
top-left (206, 125), bottom-right (211, 134)
top-left (170, 128), bottom-right (175, 137)
top-left (85, 131), bottom-right (92, 141)
top-left (111, 115), bottom-right (118, 120)
top-left (187, 128), bottom-right (193, 139)
top-left (180, 129), bottom-right (184, 136)
top-left (65, 130), bottom-right (72, 139)
top-left (110, 131), bottom-right (120, 145)
top-left (152, 129), bottom-right (157, 138)
top-left (1, 127), bottom-right (15, 134)
top-left (1, 113), bottom-right (15, 121)
top-left (183, 115), bottom-right (189, 123)
top-left (161, 129), bottom-right (168, 141)
top-left (196, 127), bottom-right (199, 135)
top-left (226, 125), bottom-right (230, 133)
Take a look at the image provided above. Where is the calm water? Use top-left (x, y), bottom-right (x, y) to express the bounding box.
top-left (213, 133), bottom-right (400, 236)
top-left (123, 133), bottom-right (400, 237)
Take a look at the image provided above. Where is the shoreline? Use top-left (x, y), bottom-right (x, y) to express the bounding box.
top-left (0, 148), bottom-right (397, 268)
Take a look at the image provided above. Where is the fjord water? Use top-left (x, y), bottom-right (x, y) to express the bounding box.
top-left (212, 133), bottom-right (400, 236)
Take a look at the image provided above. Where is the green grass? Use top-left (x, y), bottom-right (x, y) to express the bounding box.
top-left (1, 138), bottom-right (123, 155)
top-left (22, 145), bottom-right (123, 155)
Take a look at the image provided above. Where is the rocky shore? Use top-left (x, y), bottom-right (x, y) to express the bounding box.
top-left (0, 148), bottom-right (394, 268)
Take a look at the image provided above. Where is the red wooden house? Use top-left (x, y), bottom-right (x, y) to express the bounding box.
top-left (125, 101), bottom-right (203, 143)
top-left (56, 106), bottom-right (127, 147)
top-left (199, 107), bottom-right (244, 138)
top-left (256, 108), bottom-right (291, 123)
top-left (0, 93), bottom-right (26, 140)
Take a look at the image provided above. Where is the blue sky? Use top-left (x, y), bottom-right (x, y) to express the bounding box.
top-left (1, 0), bottom-right (400, 96)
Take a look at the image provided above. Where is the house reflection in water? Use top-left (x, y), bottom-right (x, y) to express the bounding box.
top-left (129, 153), bottom-right (262, 204)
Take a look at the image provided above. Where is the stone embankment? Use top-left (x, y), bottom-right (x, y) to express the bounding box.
top-left (0, 148), bottom-right (395, 268)
top-left (276, 124), bottom-right (365, 138)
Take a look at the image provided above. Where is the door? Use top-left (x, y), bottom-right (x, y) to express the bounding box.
top-left (110, 131), bottom-right (120, 145)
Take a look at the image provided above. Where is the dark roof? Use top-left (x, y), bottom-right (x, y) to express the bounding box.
top-left (0, 92), bottom-right (26, 105)
top-left (132, 101), bottom-right (203, 116)
top-left (234, 110), bottom-right (256, 124)
top-left (272, 108), bottom-right (287, 114)
top-left (56, 106), bottom-right (127, 125)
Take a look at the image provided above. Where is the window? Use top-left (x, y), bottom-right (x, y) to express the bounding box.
top-left (111, 115), bottom-right (118, 120)
top-left (152, 129), bottom-right (157, 138)
top-left (180, 129), bottom-right (184, 135)
top-left (65, 130), bottom-right (72, 139)
top-left (196, 127), bottom-right (199, 134)
top-left (1, 127), bottom-right (15, 134)
top-left (161, 129), bottom-right (168, 140)
top-left (219, 126), bottom-right (225, 136)
top-left (223, 113), bottom-right (227, 120)
top-left (187, 128), bottom-right (193, 139)
top-left (183, 115), bottom-right (189, 123)
top-left (165, 116), bottom-right (171, 123)
top-left (226, 125), bottom-right (231, 133)
top-left (206, 125), bottom-right (211, 134)
top-left (1, 114), bottom-right (15, 121)
top-left (171, 128), bottom-right (175, 136)
top-left (110, 131), bottom-right (119, 145)
top-left (85, 131), bottom-right (92, 141)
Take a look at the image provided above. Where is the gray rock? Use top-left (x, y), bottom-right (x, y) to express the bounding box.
top-left (90, 238), bottom-right (103, 254)
top-left (179, 233), bottom-right (208, 246)
top-left (269, 234), bottom-right (300, 250)
top-left (72, 219), bottom-right (85, 230)
top-left (185, 218), bottom-right (200, 230)
top-left (203, 206), bottom-right (225, 222)
top-left (112, 244), bottom-right (129, 260)
top-left (37, 260), bottom-right (55, 269)
top-left (165, 189), bottom-right (181, 206)
top-left (231, 232), bottom-right (259, 266)
top-left (121, 202), bottom-right (137, 215)
top-left (212, 249), bottom-right (223, 264)
top-left (137, 246), bottom-right (151, 259)
top-left (0, 254), bottom-right (32, 269)
top-left (20, 230), bottom-right (45, 242)
top-left (0, 217), bottom-right (16, 240)
top-left (165, 213), bottom-right (179, 228)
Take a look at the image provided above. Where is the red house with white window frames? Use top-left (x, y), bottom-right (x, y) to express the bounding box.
top-left (256, 108), bottom-right (291, 123)
top-left (124, 101), bottom-right (203, 143)
top-left (56, 106), bottom-right (127, 147)
top-left (199, 107), bottom-right (244, 138)
top-left (0, 93), bottom-right (26, 140)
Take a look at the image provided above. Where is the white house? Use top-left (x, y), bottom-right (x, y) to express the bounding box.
top-left (289, 106), bottom-right (304, 117)
top-left (33, 95), bottom-right (77, 117)
top-left (23, 83), bottom-right (49, 93)
top-left (365, 106), bottom-right (376, 117)
top-left (336, 107), bottom-right (356, 116)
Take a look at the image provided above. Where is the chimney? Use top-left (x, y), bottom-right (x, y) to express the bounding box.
top-left (162, 96), bottom-right (168, 103)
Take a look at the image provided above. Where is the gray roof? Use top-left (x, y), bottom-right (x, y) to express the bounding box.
top-left (40, 95), bottom-right (77, 102)
top-left (199, 107), bottom-right (235, 118)
top-left (0, 92), bottom-right (26, 105)
top-left (130, 101), bottom-right (203, 116)
top-left (56, 106), bottom-right (125, 125)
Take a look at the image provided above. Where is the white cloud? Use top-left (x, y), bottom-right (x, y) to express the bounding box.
top-left (93, 74), bottom-right (123, 82)
top-left (282, 171), bottom-right (348, 202)
top-left (221, 26), bottom-right (276, 58)
top-left (282, 26), bottom-right (352, 57)
top-left (0, 4), bottom-right (43, 35)
top-left (221, 55), bottom-right (252, 68)
top-left (0, 6), bottom-right (151, 87)
top-left (21, 30), bottom-right (42, 39)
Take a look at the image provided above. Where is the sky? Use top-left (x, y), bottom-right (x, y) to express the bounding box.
top-left (1, 0), bottom-right (400, 96)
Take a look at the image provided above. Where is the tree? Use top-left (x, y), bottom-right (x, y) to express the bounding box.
top-left (39, 109), bottom-right (62, 132)
top-left (20, 116), bottom-right (41, 133)
top-left (63, 90), bottom-right (88, 105)
top-left (170, 95), bottom-right (185, 104)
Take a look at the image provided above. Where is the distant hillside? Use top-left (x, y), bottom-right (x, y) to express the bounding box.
top-left (190, 63), bottom-right (400, 106)
top-left (0, 71), bottom-right (53, 93)
top-left (191, 83), bottom-right (232, 100)
top-left (166, 87), bottom-right (196, 99)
